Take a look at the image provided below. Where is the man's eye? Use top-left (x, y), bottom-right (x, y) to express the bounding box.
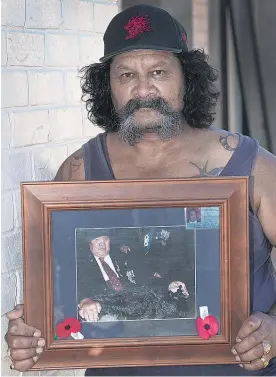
top-left (152, 70), bottom-right (164, 76)
top-left (121, 72), bottom-right (133, 78)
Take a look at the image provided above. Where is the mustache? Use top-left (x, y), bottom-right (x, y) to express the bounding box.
top-left (116, 98), bottom-right (176, 119)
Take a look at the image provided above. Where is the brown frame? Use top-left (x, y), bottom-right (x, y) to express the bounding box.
top-left (21, 177), bottom-right (250, 370)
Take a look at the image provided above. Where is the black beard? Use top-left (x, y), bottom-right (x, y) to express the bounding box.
top-left (115, 98), bottom-right (183, 146)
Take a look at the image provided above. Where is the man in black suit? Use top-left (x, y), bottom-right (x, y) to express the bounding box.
top-left (77, 227), bottom-right (194, 322)
top-left (77, 231), bottom-right (139, 322)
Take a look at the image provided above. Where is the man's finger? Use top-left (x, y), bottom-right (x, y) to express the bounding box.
top-left (234, 343), bottom-right (264, 362)
top-left (7, 335), bottom-right (45, 349)
top-left (6, 305), bottom-right (24, 321)
top-left (242, 357), bottom-right (268, 371)
top-left (10, 347), bottom-right (39, 361)
top-left (88, 310), bottom-right (97, 322)
top-left (234, 329), bottom-right (268, 355)
top-left (9, 319), bottom-right (41, 337)
top-left (13, 357), bottom-right (37, 372)
top-left (236, 313), bottom-right (263, 341)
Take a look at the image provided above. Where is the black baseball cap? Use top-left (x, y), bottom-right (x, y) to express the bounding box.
top-left (100, 4), bottom-right (189, 62)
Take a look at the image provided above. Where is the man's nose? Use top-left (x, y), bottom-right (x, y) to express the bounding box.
top-left (134, 76), bottom-right (157, 99)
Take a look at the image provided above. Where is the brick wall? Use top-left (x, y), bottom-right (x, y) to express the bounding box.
top-left (1, 0), bottom-right (118, 375)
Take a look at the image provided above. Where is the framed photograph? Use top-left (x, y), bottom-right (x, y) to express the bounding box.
top-left (21, 177), bottom-right (250, 370)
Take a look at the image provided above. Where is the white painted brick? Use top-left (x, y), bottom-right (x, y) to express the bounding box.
top-left (63, 0), bottom-right (94, 32)
top-left (79, 35), bottom-right (104, 65)
top-left (1, 272), bottom-right (17, 315)
top-left (94, 3), bottom-right (118, 34)
top-left (1, 232), bottom-right (22, 274)
top-left (76, 1), bottom-right (94, 32)
top-left (1, 151), bottom-right (32, 191)
top-left (1, 0), bottom-right (25, 27)
top-left (26, 0), bottom-right (62, 29)
top-left (2, 71), bottom-right (28, 108)
top-left (49, 107), bottom-right (83, 141)
top-left (82, 106), bottom-right (103, 138)
top-left (7, 32), bottom-right (44, 67)
top-left (74, 370), bottom-right (86, 376)
top-left (1, 192), bottom-right (14, 232)
top-left (12, 110), bottom-right (50, 147)
top-left (45, 34), bottom-right (80, 67)
top-left (67, 141), bottom-right (86, 157)
top-left (28, 71), bottom-right (64, 105)
top-left (1, 111), bottom-right (11, 150)
top-left (65, 70), bottom-right (82, 104)
top-left (1, 32), bottom-right (7, 66)
top-left (13, 189), bottom-right (22, 228)
top-left (33, 145), bottom-right (67, 180)
top-left (62, 0), bottom-right (78, 30)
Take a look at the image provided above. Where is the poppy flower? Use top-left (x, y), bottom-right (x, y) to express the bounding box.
top-left (196, 315), bottom-right (219, 340)
top-left (56, 317), bottom-right (81, 339)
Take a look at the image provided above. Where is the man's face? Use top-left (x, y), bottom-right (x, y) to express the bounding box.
top-left (110, 50), bottom-right (185, 144)
top-left (90, 236), bottom-right (110, 258)
top-left (188, 210), bottom-right (197, 222)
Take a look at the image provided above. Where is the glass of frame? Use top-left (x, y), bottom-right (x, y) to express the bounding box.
top-left (21, 177), bottom-right (249, 370)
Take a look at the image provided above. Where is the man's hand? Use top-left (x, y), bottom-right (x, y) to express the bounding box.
top-left (168, 281), bottom-right (189, 298)
top-left (79, 298), bottom-right (102, 322)
top-left (5, 304), bottom-right (45, 372)
top-left (231, 312), bottom-right (276, 370)
top-left (120, 245), bottom-right (131, 254)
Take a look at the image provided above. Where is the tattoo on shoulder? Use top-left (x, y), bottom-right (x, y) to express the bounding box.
top-left (219, 133), bottom-right (241, 152)
top-left (69, 156), bottom-right (83, 179)
top-left (74, 151), bottom-right (83, 160)
top-left (190, 161), bottom-right (224, 177)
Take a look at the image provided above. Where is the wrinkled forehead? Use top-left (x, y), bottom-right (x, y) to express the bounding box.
top-left (111, 49), bottom-right (179, 70)
top-left (91, 236), bottom-right (109, 243)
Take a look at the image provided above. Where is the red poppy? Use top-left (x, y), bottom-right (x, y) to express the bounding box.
top-left (56, 317), bottom-right (81, 339)
top-left (196, 315), bottom-right (219, 340)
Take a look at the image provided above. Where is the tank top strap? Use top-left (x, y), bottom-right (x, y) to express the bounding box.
top-left (221, 134), bottom-right (260, 214)
top-left (82, 133), bottom-right (114, 180)
top-left (221, 134), bottom-right (259, 177)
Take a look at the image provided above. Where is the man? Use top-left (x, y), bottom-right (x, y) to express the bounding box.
top-left (5, 4), bottom-right (276, 376)
top-left (78, 234), bottom-right (127, 322)
top-left (186, 208), bottom-right (200, 223)
top-left (78, 230), bottom-right (190, 322)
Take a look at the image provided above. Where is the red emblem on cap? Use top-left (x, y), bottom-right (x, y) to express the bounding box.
top-left (182, 33), bottom-right (188, 43)
top-left (124, 15), bottom-right (152, 40)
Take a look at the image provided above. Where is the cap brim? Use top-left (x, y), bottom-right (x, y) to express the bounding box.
top-left (100, 45), bottom-right (183, 62)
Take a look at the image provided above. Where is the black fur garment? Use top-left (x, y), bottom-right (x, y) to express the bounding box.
top-left (94, 286), bottom-right (190, 320)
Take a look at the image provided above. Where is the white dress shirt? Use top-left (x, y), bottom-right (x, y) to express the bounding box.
top-left (94, 254), bottom-right (119, 281)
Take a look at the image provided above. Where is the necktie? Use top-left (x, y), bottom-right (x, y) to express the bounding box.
top-left (99, 258), bottom-right (123, 291)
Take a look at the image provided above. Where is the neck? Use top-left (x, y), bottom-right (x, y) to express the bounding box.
top-left (109, 124), bottom-right (207, 160)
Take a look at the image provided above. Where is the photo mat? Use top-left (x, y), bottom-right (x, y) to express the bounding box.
top-left (52, 206), bottom-right (220, 339)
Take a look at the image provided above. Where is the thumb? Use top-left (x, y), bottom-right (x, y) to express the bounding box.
top-left (6, 304), bottom-right (24, 320)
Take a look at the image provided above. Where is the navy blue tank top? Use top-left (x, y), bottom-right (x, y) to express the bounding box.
top-left (82, 133), bottom-right (276, 376)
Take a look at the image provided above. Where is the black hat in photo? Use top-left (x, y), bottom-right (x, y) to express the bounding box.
top-left (100, 4), bottom-right (189, 62)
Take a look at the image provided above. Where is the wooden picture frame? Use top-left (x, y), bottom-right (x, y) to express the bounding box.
top-left (21, 177), bottom-right (249, 370)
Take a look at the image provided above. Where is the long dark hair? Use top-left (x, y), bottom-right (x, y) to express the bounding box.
top-left (80, 49), bottom-right (220, 131)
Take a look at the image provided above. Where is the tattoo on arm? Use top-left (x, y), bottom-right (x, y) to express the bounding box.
top-left (219, 133), bottom-right (241, 152)
top-left (54, 151), bottom-right (84, 181)
top-left (190, 161), bottom-right (224, 177)
top-left (74, 151), bottom-right (83, 160)
top-left (68, 152), bottom-right (84, 180)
